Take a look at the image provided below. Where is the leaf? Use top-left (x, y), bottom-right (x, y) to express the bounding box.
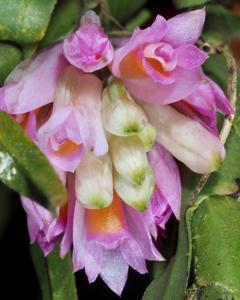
top-left (0, 43), bottom-right (22, 85)
top-left (142, 168), bottom-right (200, 300)
top-left (0, 0), bottom-right (57, 45)
top-left (31, 244), bottom-right (78, 300)
top-left (191, 196), bottom-right (240, 299)
top-left (173, 0), bottom-right (211, 9)
top-left (41, 0), bottom-right (82, 47)
top-left (126, 9), bottom-right (151, 31)
top-left (107, 0), bottom-right (147, 22)
top-left (202, 3), bottom-right (240, 44)
top-left (0, 112), bottom-right (66, 211)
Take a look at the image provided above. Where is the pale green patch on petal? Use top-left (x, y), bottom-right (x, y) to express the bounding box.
top-left (75, 152), bottom-right (113, 209)
top-left (114, 166), bottom-right (155, 211)
top-left (109, 135), bottom-right (149, 185)
top-left (101, 77), bottom-right (148, 136)
top-left (137, 123), bottom-right (156, 152)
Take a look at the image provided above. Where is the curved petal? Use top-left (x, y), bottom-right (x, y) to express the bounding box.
top-left (100, 249), bottom-right (129, 296)
top-left (176, 45), bottom-right (208, 70)
top-left (163, 9), bottom-right (205, 47)
top-left (73, 74), bottom-right (108, 156)
top-left (3, 44), bottom-right (68, 114)
top-left (112, 15), bottom-right (168, 77)
top-left (148, 143), bottom-right (181, 219)
top-left (126, 67), bottom-right (202, 104)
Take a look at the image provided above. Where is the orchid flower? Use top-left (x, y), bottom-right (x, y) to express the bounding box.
top-left (111, 9), bottom-right (208, 104)
top-left (0, 8), bottom-right (233, 296)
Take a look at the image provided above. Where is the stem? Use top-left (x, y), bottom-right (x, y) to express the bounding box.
top-left (107, 30), bottom-right (132, 38)
top-left (190, 45), bottom-right (237, 204)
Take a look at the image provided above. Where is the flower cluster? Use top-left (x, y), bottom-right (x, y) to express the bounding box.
top-left (0, 9), bottom-right (232, 295)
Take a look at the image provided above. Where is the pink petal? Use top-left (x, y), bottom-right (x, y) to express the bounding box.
top-left (120, 238), bottom-right (147, 274)
top-left (125, 67), bottom-right (202, 104)
top-left (209, 78), bottom-right (234, 115)
top-left (176, 44), bottom-right (208, 70)
top-left (150, 189), bottom-right (173, 229)
top-left (163, 9), bottom-right (206, 47)
top-left (100, 249), bottom-right (129, 296)
top-left (124, 205), bottom-right (164, 261)
top-left (2, 44), bottom-right (68, 114)
top-left (112, 15), bottom-right (168, 77)
top-left (148, 143), bottom-right (181, 219)
top-left (60, 174), bottom-right (75, 257)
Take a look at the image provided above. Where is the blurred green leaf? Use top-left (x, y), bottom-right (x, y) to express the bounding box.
top-left (31, 244), bottom-right (77, 300)
top-left (203, 3), bottom-right (240, 44)
top-left (0, 43), bottom-right (22, 85)
top-left (0, 0), bottom-right (57, 45)
top-left (126, 9), bottom-right (151, 31)
top-left (107, 0), bottom-right (147, 22)
top-left (173, 0), bottom-right (211, 9)
top-left (0, 112), bottom-right (66, 211)
top-left (142, 169), bottom-right (199, 300)
top-left (192, 196), bottom-right (240, 299)
top-left (41, 0), bottom-right (82, 47)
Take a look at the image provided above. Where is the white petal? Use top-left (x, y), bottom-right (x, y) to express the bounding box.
top-left (114, 167), bottom-right (154, 211)
top-left (141, 102), bottom-right (225, 174)
top-left (75, 152), bottom-right (113, 209)
top-left (101, 78), bottom-right (148, 136)
top-left (137, 123), bottom-right (156, 151)
top-left (109, 135), bottom-right (149, 185)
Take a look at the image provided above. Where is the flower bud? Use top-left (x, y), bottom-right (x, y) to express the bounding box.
top-left (137, 123), bottom-right (156, 151)
top-left (114, 167), bottom-right (154, 211)
top-left (75, 152), bottom-right (113, 209)
top-left (141, 102), bottom-right (225, 174)
top-left (109, 135), bottom-right (149, 185)
top-left (101, 78), bottom-right (148, 136)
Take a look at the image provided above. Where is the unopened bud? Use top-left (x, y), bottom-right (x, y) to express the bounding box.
top-left (109, 135), bottom-right (148, 185)
top-left (75, 152), bottom-right (113, 209)
top-left (101, 78), bottom-right (148, 136)
top-left (114, 167), bottom-right (154, 211)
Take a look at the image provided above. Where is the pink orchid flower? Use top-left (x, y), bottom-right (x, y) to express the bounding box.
top-left (111, 9), bottom-right (208, 104)
top-left (0, 8), bottom-right (233, 297)
top-left (63, 10), bottom-right (114, 72)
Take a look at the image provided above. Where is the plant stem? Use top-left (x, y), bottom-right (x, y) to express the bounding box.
top-left (190, 45), bottom-right (237, 205)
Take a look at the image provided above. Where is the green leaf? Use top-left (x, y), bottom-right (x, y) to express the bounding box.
top-left (126, 9), bottom-right (151, 31)
top-left (41, 0), bottom-right (82, 47)
top-left (31, 244), bottom-right (78, 300)
top-left (0, 0), bottom-right (57, 45)
top-left (0, 112), bottom-right (66, 211)
top-left (192, 196), bottom-right (240, 299)
top-left (202, 3), bottom-right (240, 44)
top-left (107, 0), bottom-right (147, 22)
top-left (142, 169), bottom-right (200, 300)
top-left (0, 43), bottom-right (22, 85)
top-left (173, 0), bottom-right (211, 9)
